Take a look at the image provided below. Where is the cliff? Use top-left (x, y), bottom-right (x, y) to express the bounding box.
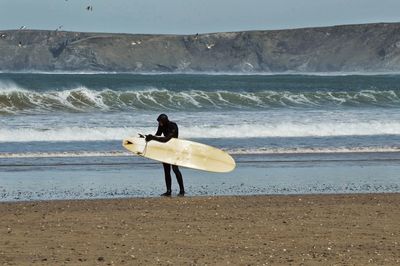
top-left (1, 23), bottom-right (400, 72)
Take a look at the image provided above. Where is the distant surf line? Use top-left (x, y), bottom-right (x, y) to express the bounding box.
top-left (2, 157), bottom-right (400, 169)
top-left (2, 71), bottom-right (400, 76)
top-left (1, 147), bottom-right (399, 159)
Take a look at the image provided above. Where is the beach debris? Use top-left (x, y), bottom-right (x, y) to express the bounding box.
top-left (86, 5), bottom-right (93, 11)
top-left (97, 256), bottom-right (104, 261)
top-left (19, 26), bottom-right (26, 30)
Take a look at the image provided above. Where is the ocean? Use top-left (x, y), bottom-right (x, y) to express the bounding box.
top-left (1, 73), bottom-right (400, 201)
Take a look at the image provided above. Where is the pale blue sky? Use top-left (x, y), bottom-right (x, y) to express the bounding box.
top-left (1, 0), bottom-right (400, 34)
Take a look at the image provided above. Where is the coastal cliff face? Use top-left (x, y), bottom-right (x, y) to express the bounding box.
top-left (1, 23), bottom-right (400, 72)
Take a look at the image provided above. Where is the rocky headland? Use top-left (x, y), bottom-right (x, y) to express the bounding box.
top-left (1, 23), bottom-right (400, 72)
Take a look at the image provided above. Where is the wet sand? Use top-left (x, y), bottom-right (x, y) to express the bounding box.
top-left (1, 194), bottom-right (399, 265)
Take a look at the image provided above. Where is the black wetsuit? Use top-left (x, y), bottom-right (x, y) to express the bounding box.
top-left (153, 121), bottom-right (184, 193)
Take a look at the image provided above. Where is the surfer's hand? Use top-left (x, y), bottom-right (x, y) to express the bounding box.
top-left (145, 134), bottom-right (154, 142)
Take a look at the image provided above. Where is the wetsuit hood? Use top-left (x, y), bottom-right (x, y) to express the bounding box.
top-left (157, 113), bottom-right (169, 125)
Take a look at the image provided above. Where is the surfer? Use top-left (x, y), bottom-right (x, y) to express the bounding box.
top-left (145, 114), bottom-right (185, 197)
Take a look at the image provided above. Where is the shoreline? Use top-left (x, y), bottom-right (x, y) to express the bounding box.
top-left (2, 150), bottom-right (400, 202)
top-left (1, 191), bottom-right (399, 204)
top-left (1, 193), bottom-right (399, 265)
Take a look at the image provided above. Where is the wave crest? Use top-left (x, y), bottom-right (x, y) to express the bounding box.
top-left (1, 85), bottom-right (400, 114)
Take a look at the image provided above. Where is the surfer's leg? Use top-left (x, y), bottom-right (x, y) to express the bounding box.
top-left (162, 163), bottom-right (172, 195)
top-left (172, 165), bottom-right (185, 195)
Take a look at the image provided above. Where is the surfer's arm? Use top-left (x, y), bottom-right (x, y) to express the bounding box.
top-left (146, 126), bottom-right (164, 142)
top-left (155, 126), bottom-right (162, 136)
top-left (151, 125), bottom-right (177, 143)
top-left (151, 132), bottom-right (174, 143)
top-left (147, 124), bottom-right (177, 142)
top-left (145, 127), bottom-right (167, 142)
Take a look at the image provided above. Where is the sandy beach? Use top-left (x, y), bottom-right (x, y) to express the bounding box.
top-left (0, 193), bottom-right (399, 265)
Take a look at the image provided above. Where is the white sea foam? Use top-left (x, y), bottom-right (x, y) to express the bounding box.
top-left (1, 121), bottom-right (400, 142)
top-left (228, 146), bottom-right (400, 155)
top-left (2, 70), bottom-right (400, 76)
top-left (0, 151), bottom-right (130, 158)
top-left (180, 122), bottom-right (400, 138)
top-left (0, 146), bottom-right (399, 159)
top-left (0, 127), bottom-right (144, 142)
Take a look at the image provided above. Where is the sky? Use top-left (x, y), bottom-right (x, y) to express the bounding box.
top-left (1, 0), bottom-right (400, 34)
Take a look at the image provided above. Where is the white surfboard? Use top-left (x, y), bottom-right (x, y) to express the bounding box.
top-left (122, 136), bottom-right (236, 173)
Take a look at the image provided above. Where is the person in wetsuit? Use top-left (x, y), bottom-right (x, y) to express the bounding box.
top-left (145, 114), bottom-right (185, 197)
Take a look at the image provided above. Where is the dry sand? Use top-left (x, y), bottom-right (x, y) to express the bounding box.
top-left (1, 193), bottom-right (399, 265)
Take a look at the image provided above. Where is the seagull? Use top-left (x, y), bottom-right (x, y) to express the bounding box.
top-left (86, 5), bottom-right (93, 11)
top-left (19, 26), bottom-right (26, 30)
top-left (206, 43), bottom-right (215, 49)
top-left (55, 25), bottom-right (63, 32)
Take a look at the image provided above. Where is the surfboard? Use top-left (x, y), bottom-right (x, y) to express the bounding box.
top-left (122, 136), bottom-right (236, 173)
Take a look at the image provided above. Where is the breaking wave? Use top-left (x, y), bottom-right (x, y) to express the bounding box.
top-left (1, 85), bottom-right (400, 114)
